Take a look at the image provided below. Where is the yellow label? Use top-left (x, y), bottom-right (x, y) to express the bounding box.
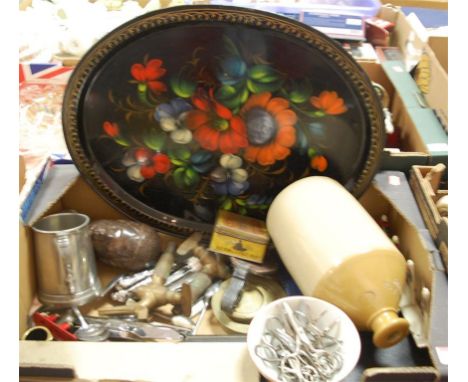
top-left (414, 51), bottom-right (431, 94)
top-left (209, 231), bottom-right (267, 263)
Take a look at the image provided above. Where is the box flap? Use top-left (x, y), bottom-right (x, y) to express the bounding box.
top-left (20, 159), bottom-right (80, 227)
top-left (19, 223), bottom-right (37, 338)
top-left (19, 341), bottom-right (259, 382)
top-left (428, 33), bottom-right (448, 73)
top-left (427, 270), bottom-right (448, 379)
top-left (19, 155), bottom-right (26, 192)
top-left (373, 170), bottom-right (445, 271)
top-left (387, 8), bottom-right (427, 72)
top-left (362, 366), bottom-right (439, 382)
top-left (380, 61), bottom-right (447, 159)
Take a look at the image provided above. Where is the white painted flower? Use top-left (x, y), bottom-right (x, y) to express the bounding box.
top-left (155, 100), bottom-right (193, 144)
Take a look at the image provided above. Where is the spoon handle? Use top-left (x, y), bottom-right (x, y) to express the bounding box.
top-left (190, 272), bottom-right (212, 302)
top-left (72, 307), bottom-right (88, 329)
top-left (191, 299), bottom-right (209, 335)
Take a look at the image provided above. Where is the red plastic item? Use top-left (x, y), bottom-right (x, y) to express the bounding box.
top-left (32, 312), bottom-right (77, 341)
top-left (365, 17), bottom-right (395, 47)
top-left (386, 126), bottom-right (402, 149)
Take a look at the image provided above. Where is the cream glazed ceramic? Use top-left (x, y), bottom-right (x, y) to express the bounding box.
top-left (266, 176), bottom-right (409, 348)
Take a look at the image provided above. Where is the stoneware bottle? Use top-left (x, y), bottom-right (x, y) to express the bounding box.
top-left (266, 176), bottom-right (409, 348)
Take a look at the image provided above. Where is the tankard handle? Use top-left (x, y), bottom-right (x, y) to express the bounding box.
top-left (55, 234), bottom-right (76, 294)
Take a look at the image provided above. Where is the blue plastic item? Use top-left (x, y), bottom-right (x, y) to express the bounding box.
top-left (208, 0), bottom-right (381, 18)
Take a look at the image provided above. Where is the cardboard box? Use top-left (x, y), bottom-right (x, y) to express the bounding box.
top-left (359, 61), bottom-right (430, 172)
top-left (424, 31), bottom-right (448, 130)
top-left (19, 174), bottom-right (447, 381)
top-left (428, 33), bottom-right (448, 74)
top-left (409, 164), bottom-right (448, 270)
top-left (357, 5), bottom-right (448, 173)
top-left (18, 4), bottom-right (448, 381)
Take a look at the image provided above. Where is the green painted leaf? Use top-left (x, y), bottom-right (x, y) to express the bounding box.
top-left (170, 76), bottom-right (196, 98)
top-left (223, 96), bottom-right (242, 109)
top-left (248, 64), bottom-right (275, 80)
top-left (259, 204), bottom-right (269, 210)
top-left (138, 90), bottom-right (151, 106)
top-left (220, 95), bottom-right (241, 109)
top-left (256, 74), bottom-right (280, 84)
top-left (246, 79), bottom-right (257, 93)
top-left (174, 147), bottom-right (191, 161)
top-left (221, 198), bottom-right (233, 210)
top-left (247, 79), bottom-right (283, 94)
top-left (216, 85), bottom-right (237, 99)
top-left (216, 83), bottom-right (250, 109)
top-left (308, 148), bottom-right (317, 157)
top-left (240, 88), bottom-right (249, 103)
top-left (170, 158), bottom-right (186, 166)
top-left (143, 130), bottom-right (166, 151)
top-left (239, 207), bottom-right (247, 215)
top-left (235, 199), bottom-right (247, 206)
top-left (173, 168), bottom-right (186, 189)
top-left (289, 90), bottom-right (310, 104)
top-left (114, 137), bottom-right (130, 147)
top-left (311, 111), bottom-right (326, 117)
top-left (184, 168), bottom-right (200, 187)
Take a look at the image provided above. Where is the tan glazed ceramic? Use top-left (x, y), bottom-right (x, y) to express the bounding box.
top-left (266, 176), bottom-right (409, 348)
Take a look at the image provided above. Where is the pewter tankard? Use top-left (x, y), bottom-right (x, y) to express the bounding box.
top-left (32, 213), bottom-right (101, 307)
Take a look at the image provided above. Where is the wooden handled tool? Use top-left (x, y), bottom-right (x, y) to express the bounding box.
top-left (98, 242), bottom-right (192, 319)
top-left (193, 246), bottom-right (230, 279)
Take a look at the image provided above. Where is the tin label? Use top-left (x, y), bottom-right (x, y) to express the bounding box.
top-left (209, 231), bottom-right (267, 263)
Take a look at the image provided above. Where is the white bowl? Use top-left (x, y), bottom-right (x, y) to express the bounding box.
top-left (247, 296), bottom-right (361, 382)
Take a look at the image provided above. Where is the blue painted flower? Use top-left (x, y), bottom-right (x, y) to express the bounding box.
top-left (154, 98), bottom-right (193, 144)
top-left (190, 150), bottom-right (216, 174)
top-left (216, 56), bottom-right (247, 86)
top-left (210, 154), bottom-right (249, 196)
top-left (246, 194), bottom-right (273, 210)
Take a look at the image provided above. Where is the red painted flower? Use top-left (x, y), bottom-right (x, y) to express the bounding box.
top-left (123, 147), bottom-right (171, 182)
top-left (103, 121), bottom-right (119, 137)
top-left (131, 59), bottom-right (167, 93)
top-left (310, 155), bottom-right (328, 172)
top-left (240, 92), bottom-right (297, 166)
top-left (185, 89), bottom-right (248, 154)
top-left (310, 91), bottom-right (347, 115)
top-left (153, 153), bottom-right (171, 173)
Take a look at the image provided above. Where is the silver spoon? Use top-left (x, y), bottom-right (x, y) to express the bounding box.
top-left (72, 306), bottom-right (109, 341)
top-left (191, 280), bottom-right (222, 335)
top-left (171, 315), bottom-right (196, 330)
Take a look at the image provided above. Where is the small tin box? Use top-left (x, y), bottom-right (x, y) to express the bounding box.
top-left (209, 210), bottom-right (270, 264)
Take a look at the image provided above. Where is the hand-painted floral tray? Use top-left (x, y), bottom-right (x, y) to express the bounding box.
top-left (63, 5), bottom-right (385, 237)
